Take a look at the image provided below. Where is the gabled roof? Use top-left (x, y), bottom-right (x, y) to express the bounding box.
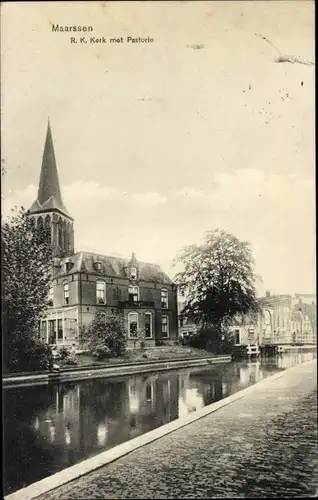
top-left (55, 251), bottom-right (173, 284)
top-left (29, 121), bottom-right (71, 218)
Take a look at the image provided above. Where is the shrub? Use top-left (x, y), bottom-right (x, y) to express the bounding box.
top-left (155, 339), bottom-right (167, 347)
top-left (142, 353), bottom-right (148, 359)
top-left (62, 354), bottom-right (78, 366)
top-left (4, 339), bottom-right (53, 374)
top-left (140, 341), bottom-right (146, 351)
top-left (59, 346), bottom-right (70, 360)
top-left (188, 327), bottom-right (235, 354)
top-left (90, 345), bottom-right (112, 360)
top-left (87, 312), bottom-right (127, 359)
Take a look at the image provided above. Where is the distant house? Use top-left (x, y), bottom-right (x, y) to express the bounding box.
top-left (177, 301), bottom-right (199, 339)
top-left (228, 313), bottom-right (260, 346)
top-left (27, 122), bottom-right (178, 348)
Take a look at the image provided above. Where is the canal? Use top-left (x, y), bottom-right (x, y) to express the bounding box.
top-left (3, 350), bottom-right (316, 495)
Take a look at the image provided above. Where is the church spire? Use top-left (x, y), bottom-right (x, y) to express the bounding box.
top-left (38, 119), bottom-right (61, 205)
top-left (29, 120), bottom-right (71, 218)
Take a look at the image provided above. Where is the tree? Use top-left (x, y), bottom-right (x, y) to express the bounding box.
top-left (87, 311), bottom-right (127, 359)
top-left (2, 207), bottom-right (53, 373)
top-left (174, 229), bottom-right (260, 337)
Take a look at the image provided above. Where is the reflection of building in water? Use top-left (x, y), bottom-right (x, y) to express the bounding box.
top-left (127, 373), bottom-right (179, 437)
top-left (178, 373), bottom-right (205, 419)
top-left (34, 384), bottom-right (81, 467)
top-left (239, 361), bottom-right (261, 386)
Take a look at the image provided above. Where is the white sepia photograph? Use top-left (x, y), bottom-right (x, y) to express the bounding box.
top-left (1, 1), bottom-right (316, 499)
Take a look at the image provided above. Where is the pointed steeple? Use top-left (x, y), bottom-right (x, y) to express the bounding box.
top-left (29, 120), bottom-right (71, 218)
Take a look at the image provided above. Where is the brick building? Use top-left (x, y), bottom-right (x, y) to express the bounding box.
top-left (28, 122), bottom-right (178, 348)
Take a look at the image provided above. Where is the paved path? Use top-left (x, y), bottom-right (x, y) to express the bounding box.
top-left (37, 360), bottom-right (318, 499)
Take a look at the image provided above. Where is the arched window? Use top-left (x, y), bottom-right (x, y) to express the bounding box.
top-left (45, 215), bottom-right (51, 243)
top-left (161, 315), bottom-right (169, 338)
top-left (96, 281), bottom-right (106, 304)
top-left (58, 218), bottom-right (63, 247)
top-left (128, 285), bottom-right (139, 302)
top-left (62, 220), bottom-right (66, 250)
top-left (144, 311), bottom-right (152, 339)
top-left (161, 288), bottom-right (168, 308)
top-left (37, 216), bottom-right (44, 231)
top-left (128, 312), bottom-right (138, 338)
top-left (66, 222), bottom-right (72, 253)
top-left (63, 282), bottom-right (69, 305)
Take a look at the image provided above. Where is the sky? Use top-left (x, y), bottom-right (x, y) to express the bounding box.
top-left (1, 1), bottom-right (315, 296)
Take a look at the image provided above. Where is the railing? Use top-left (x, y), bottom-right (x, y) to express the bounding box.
top-left (118, 300), bottom-right (155, 309)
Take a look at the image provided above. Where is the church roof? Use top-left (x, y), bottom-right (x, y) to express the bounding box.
top-left (56, 251), bottom-right (174, 284)
top-left (29, 121), bottom-right (72, 218)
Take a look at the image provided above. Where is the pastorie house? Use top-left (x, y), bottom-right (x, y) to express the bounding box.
top-left (28, 122), bottom-right (178, 348)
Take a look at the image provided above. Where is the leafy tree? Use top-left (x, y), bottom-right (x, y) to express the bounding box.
top-left (174, 229), bottom-right (260, 342)
top-left (2, 207), bottom-right (53, 373)
top-left (87, 312), bottom-right (127, 359)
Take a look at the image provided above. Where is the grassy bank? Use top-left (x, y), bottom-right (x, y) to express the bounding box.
top-left (61, 345), bottom-right (218, 368)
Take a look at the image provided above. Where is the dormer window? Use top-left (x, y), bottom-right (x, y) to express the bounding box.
top-left (94, 261), bottom-right (103, 272)
top-left (66, 262), bottom-right (73, 273)
top-left (130, 267), bottom-right (137, 280)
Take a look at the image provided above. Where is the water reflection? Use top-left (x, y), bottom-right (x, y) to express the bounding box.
top-left (3, 350), bottom-right (316, 495)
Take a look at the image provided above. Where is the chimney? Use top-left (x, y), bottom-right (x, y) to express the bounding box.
top-left (266, 290), bottom-right (270, 298)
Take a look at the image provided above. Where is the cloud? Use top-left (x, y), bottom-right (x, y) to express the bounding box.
top-left (2, 169), bottom-right (314, 294)
top-left (131, 192), bottom-right (167, 206)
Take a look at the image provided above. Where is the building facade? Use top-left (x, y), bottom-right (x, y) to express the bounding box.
top-left (28, 122), bottom-right (178, 348)
top-left (257, 291), bottom-right (316, 345)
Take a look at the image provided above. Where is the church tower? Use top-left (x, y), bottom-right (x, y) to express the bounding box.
top-left (28, 120), bottom-right (74, 257)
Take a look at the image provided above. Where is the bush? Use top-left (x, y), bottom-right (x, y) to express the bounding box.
top-left (59, 346), bottom-right (70, 360)
top-left (140, 341), bottom-right (146, 351)
top-left (4, 339), bottom-right (53, 374)
top-left (142, 353), bottom-right (148, 359)
top-left (87, 312), bottom-right (127, 359)
top-left (62, 354), bottom-right (78, 366)
top-left (90, 345), bottom-right (112, 360)
top-left (188, 327), bottom-right (235, 354)
top-left (155, 339), bottom-right (167, 347)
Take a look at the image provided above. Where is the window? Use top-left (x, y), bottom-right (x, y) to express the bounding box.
top-left (235, 329), bottom-right (240, 345)
top-left (63, 283), bottom-right (69, 305)
top-left (128, 285), bottom-right (139, 302)
top-left (58, 319), bottom-right (63, 340)
top-left (128, 312), bottom-right (138, 338)
top-left (48, 287), bottom-right (54, 306)
top-left (130, 267), bottom-right (137, 280)
top-left (162, 316), bottom-right (169, 338)
top-left (95, 261), bottom-right (102, 272)
top-left (66, 262), bottom-right (73, 272)
top-left (146, 383), bottom-right (153, 401)
top-left (96, 281), bottom-right (106, 304)
top-left (161, 289), bottom-right (168, 308)
top-left (145, 312), bottom-right (152, 338)
top-left (48, 320), bottom-right (56, 344)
